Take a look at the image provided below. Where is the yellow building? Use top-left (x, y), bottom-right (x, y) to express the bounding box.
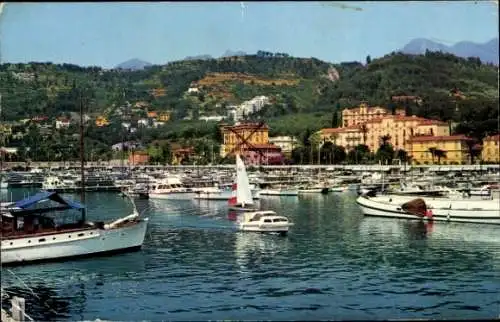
top-left (408, 135), bottom-right (473, 165)
top-left (320, 125), bottom-right (364, 151)
top-left (482, 134), bottom-right (499, 163)
top-left (95, 116), bottom-right (110, 127)
top-left (341, 102), bottom-right (405, 128)
top-left (221, 123), bottom-right (269, 157)
top-left (158, 112), bottom-right (171, 122)
top-left (320, 115), bottom-right (450, 153)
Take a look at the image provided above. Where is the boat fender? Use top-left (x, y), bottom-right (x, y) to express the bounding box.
top-left (447, 213), bottom-right (450, 221)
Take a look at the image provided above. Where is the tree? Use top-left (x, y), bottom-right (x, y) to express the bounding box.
top-left (360, 124), bottom-right (368, 145)
top-left (465, 139), bottom-right (481, 164)
top-left (376, 135), bottom-right (394, 164)
top-left (428, 147), bottom-right (437, 164)
top-left (434, 148), bottom-right (446, 164)
top-left (331, 111), bottom-right (339, 128)
top-left (347, 144), bottom-right (371, 164)
top-left (366, 55), bottom-right (372, 65)
top-left (308, 131), bottom-right (322, 164)
top-left (395, 149), bottom-right (409, 163)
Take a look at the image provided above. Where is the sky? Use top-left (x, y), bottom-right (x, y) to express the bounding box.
top-left (0, 1), bottom-right (498, 68)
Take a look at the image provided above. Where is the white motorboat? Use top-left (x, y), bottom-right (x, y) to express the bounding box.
top-left (297, 182), bottom-right (330, 194)
top-left (194, 186), bottom-right (233, 200)
top-left (259, 187), bottom-right (299, 196)
top-left (1, 191), bottom-right (149, 265)
top-left (356, 194), bottom-right (500, 225)
top-left (42, 175), bottom-right (78, 191)
top-left (330, 185), bottom-right (349, 193)
top-left (228, 155), bottom-right (258, 211)
top-left (238, 210), bottom-right (293, 235)
top-left (148, 177), bottom-right (195, 200)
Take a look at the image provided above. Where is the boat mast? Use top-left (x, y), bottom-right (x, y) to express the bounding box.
top-left (79, 89), bottom-right (86, 222)
top-left (0, 93), bottom-right (3, 174)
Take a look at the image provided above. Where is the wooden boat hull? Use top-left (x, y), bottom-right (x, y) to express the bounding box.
top-left (1, 219), bottom-right (149, 265)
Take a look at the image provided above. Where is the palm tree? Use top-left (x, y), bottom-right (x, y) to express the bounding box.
top-left (428, 147), bottom-right (437, 164)
top-left (360, 124), bottom-right (368, 145)
top-left (380, 134), bottom-right (391, 146)
top-left (308, 131), bottom-right (322, 165)
top-left (329, 133), bottom-right (339, 164)
top-left (465, 139), bottom-right (481, 164)
top-left (434, 149), bottom-right (447, 165)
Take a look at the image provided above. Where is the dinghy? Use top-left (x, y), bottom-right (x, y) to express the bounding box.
top-left (228, 155), bottom-right (258, 211)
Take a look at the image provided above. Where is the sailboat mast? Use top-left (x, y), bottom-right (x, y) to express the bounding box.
top-left (0, 93), bottom-right (3, 173)
top-left (79, 90), bottom-right (86, 221)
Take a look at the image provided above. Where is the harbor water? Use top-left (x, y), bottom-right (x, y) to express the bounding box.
top-left (1, 188), bottom-right (500, 321)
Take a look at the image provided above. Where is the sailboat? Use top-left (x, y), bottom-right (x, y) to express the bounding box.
top-left (0, 90), bottom-right (149, 266)
top-left (228, 155), bottom-right (258, 211)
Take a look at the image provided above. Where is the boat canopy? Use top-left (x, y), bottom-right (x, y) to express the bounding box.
top-left (14, 191), bottom-right (85, 210)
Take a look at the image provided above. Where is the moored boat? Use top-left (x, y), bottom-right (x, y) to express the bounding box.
top-left (356, 194), bottom-right (500, 225)
top-left (237, 210), bottom-right (293, 235)
top-left (1, 191), bottom-right (149, 265)
top-left (259, 186), bottom-right (299, 196)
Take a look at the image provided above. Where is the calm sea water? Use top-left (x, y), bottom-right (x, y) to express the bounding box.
top-left (2, 188), bottom-right (500, 321)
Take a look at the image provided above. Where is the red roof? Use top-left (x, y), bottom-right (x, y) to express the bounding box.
top-left (484, 134), bottom-right (500, 142)
top-left (417, 119), bottom-right (447, 126)
top-left (322, 125), bottom-right (360, 133)
top-left (407, 135), bottom-right (472, 143)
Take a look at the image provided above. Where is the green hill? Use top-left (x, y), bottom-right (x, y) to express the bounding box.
top-left (0, 50), bottom-right (498, 162)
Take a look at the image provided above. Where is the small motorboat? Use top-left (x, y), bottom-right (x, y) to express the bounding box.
top-left (238, 210), bottom-right (294, 235)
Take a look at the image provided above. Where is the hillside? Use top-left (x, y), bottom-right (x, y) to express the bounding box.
top-left (0, 51), bottom-right (498, 146)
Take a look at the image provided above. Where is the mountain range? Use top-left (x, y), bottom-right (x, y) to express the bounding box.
top-left (115, 37), bottom-right (499, 70)
top-left (115, 50), bottom-right (249, 69)
top-left (115, 58), bottom-right (153, 70)
top-left (399, 38), bottom-right (499, 65)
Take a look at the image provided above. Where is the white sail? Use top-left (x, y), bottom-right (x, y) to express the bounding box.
top-left (236, 155), bottom-right (254, 206)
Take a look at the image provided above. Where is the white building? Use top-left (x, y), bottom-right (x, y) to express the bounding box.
top-left (228, 95), bottom-right (270, 122)
top-left (187, 87), bottom-right (200, 94)
top-left (199, 115), bottom-right (225, 122)
top-left (268, 136), bottom-right (298, 155)
top-left (55, 118), bottom-right (71, 129)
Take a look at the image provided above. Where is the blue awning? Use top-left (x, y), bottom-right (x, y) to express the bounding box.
top-left (14, 191), bottom-right (85, 210)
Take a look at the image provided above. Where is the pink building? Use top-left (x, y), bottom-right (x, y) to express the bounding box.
top-left (242, 144), bottom-right (284, 166)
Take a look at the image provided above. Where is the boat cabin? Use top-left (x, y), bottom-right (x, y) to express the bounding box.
top-left (1, 191), bottom-right (92, 238)
top-left (244, 211), bottom-right (289, 223)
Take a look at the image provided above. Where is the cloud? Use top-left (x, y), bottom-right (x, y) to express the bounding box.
top-left (321, 2), bottom-right (363, 12)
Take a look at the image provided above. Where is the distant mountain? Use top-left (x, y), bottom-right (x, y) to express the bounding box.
top-left (400, 38), bottom-right (499, 65)
top-left (183, 54), bottom-right (213, 61)
top-left (221, 50), bottom-right (247, 57)
top-left (115, 58), bottom-right (152, 71)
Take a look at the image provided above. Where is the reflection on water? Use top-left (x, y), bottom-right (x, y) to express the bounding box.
top-left (1, 191), bottom-right (500, 320)
top-left (234, 232), bottom-right (290, 273)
